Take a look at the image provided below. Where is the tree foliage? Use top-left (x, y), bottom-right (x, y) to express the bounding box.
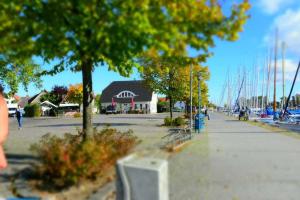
top-left (141, 58), bottom-right (186, 118)
top-left (142, 57), bottom-right (209, 118)
top-left (40, 85), bottom-right (68, 105)
top-left (66, 84), bottom-right (83, 106)
top-left (0, 1), bottom-right (250, 135)
top-left (0, 58), bottom-right (42, 95)
top-left (180, 65), bottom-right (210, 106)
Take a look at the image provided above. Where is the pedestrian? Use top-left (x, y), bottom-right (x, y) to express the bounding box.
top-left (16, 105), bottom-right (24, 130)
top-left (0, 84), bottom-right (8, 169)
top-left (205, 108), bottom-right (210, 120)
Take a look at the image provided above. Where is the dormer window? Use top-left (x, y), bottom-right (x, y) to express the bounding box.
top-left (116, 91), bottom-right (136, 98)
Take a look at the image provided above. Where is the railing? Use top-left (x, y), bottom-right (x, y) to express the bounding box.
top-left (161, 128), bottom-right (192, 149)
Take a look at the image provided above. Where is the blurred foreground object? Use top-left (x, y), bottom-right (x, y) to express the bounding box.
top-left (117, 154), bottom-right (168, 200)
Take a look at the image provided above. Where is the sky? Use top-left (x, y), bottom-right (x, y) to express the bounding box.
top-left (17, 0), bottom-right (300, 106)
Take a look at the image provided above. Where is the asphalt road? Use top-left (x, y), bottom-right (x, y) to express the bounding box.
top-left (0, 113), bottom-right (177, 198)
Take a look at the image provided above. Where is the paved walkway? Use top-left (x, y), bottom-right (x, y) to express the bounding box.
top-left (169, 112), bottom-right (300, 200)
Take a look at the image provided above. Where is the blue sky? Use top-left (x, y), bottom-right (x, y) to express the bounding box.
top-left (18, 0), bottom-right (300, 106)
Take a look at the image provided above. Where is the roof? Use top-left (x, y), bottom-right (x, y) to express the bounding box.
top-left (158, 97), bottom-right (168, 102)
top-left (40, 101), bottom-right (58, 108)
top-left (28, 90), bottom-right (47, 104)
top-left (101, 80), bottom-right (153, 103)
top-left (18, 96), bottom-right (30, 108)
top-left (59, 103), bottom-right (80, 107)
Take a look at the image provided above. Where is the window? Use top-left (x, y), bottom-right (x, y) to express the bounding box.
top-left (116, 91), bottom-right (136, 98)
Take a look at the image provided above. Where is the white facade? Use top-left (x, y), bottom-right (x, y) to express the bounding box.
top-left (150, 93), bottom-right (158, 113)
top-left (5, 98), bottom-right (18, 116)
top-left (101, 81), bottom-right (158, 114)
top-left (102, 92), bottom-right (158, 114)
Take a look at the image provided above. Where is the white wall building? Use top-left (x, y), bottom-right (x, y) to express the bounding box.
top-left (101, 80), bottom-right (158, 114)
top-left (5, 97), bottom-right (18, 116)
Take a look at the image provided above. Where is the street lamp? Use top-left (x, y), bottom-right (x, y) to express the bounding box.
top-left (189, 64), bottom-right (193, 131)
top-left (197, 72), bottom-right (201, 133)
top-left (198, 72), bottom-right (202, 115)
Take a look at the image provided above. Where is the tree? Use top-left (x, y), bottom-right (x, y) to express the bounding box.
top-left (0, 58), bottom-right (42, 95)
top-left (180, 64), bottom-right (210, 109)
top-left (142, 58), bottom-right (184, 119)
top-left (40, 85), bottom-right (68, 105)
top-left (66, 84), bottom-right (83, 108)
top-left (0, 1), bottom-right (250, 138)
top-left (94, 94), bottom-right (101, 113)
top-left (142, 58), bottom-right (209, 119)
top-left (53, 86), bottom-right (68, 100)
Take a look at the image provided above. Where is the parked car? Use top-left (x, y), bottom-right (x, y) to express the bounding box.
top-left (5, 98), bottom-right (18, 117)
top-left (105, 105), bottom-right (117, 114)
top-left (8, 107), bottom-right (17, 117)
top-left (172, 107), bottom-right (183, 112)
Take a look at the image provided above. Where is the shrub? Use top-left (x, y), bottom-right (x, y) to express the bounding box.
top-left (157, 101), bottom-right (169, 113)
top-left (30, 128), bottom-right (138, 188)
top-left (164, 117), bottom-right (173, 126)
top-left (24, 104), bottom-right (41, 117)
top-left (49, 109), bottom-right (58, 117)
top-left (164, 116), bottom-right (186, 126)
top-left (174, 117), bottom-right (185, 126)
top-left (73, 112), bottom-right (81, 118)
top-left (128, 110), bottom-right (139, 114)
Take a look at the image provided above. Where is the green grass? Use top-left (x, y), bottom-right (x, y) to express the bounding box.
top-left (219, 112), bottom-right (300, 140)
top-left (248, 120), bottom-right (300, 140)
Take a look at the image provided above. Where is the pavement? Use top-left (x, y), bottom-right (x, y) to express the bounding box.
top-left (169, 112), bottom-right (300, 200)
top-left (1, 112), bottom-right (300, 199)
top-left (0, 113), bottom-right (176, 198)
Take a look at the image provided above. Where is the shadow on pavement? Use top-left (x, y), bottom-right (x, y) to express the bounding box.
top-left (208, 131), bottom-right (284, 134)
top-left (224, 119), bottom-right (245, 122)
top-left (36, 122), bottom-right (136, 128)
top-left (5, 153), bottom-right (39, 166)
top-left (109, 116), bottom-right (163, 120)
top-left (0, 154), bottom-right (38, 185)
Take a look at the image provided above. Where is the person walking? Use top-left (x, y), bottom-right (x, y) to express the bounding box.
top-left (16, 105), bottom-right (24, 130)
top-left (0, 85), bottom-right (8, 169)
top-left (205, 108), bottom-right (210, 120)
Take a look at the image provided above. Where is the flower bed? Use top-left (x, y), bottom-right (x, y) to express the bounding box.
top-left (30, 128), bottom-right (138, 189)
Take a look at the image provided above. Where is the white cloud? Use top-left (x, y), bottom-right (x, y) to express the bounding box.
top-left (257, 0), bottom-right (296, 14)
top-left (269, 58), bottom-right (299, 82)
top-left (264, 8), bottom-right (300, 55)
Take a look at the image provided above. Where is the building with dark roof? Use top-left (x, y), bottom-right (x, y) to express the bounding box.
top-left (101, 80), bottom-right (158, 113)
top-left (28, 90), bottom-right (47, 104)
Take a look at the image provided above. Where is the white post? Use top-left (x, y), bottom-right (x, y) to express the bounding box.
top-left (190, 64), bottom-right (193, 130)
top-left (116, 154), bottom-right (169, 200)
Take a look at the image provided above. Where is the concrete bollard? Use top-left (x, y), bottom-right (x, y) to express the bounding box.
top-left (116, 154), bottom-right (168, 200)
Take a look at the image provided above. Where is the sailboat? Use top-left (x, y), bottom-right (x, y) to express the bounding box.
top-left (273, 29), bottom-right (279, 120)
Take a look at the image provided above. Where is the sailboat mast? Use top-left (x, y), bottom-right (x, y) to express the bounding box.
top-left (261, 58), bottom-right (266, 109)
top-left (273, 29), bottom-right (278, 112)
top-left (281, 42), bottom-right (286, 109)
top-left (256, 64), bottom-right (260, 109)
top-left (227, 73), bottom-right (230, 110)
top-left (266, 48), bottom-right (272, 107)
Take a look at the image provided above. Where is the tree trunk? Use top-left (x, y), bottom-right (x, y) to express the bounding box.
top-left (169, 97), bottom-right (173, 119)
top-left (81, 60), bottom-right (93, 140)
